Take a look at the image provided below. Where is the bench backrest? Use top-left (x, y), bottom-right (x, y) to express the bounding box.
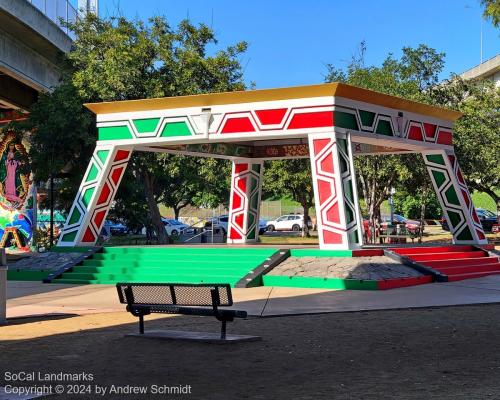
top-left (116, 283), bottom-right (233, 307)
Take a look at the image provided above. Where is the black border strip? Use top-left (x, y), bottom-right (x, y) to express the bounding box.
top-left (43, 247), bottom-right (102, 283)
top-left (235, 249), bottom-right (291, 288)
top-left (383, 248), bottom-right (448, 282)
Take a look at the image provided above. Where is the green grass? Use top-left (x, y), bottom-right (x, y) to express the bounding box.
top-left (471, 190), bottom-right (498, 212)
top-left (259, 235), bottom-right (319, 245)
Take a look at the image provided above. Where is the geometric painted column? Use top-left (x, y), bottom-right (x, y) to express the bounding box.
top-left (227, 160), bottom-right (263, 244)
top-left (308, 131), bottom-right (362, 250)
top-left (57, 144), bottom-right (133, 247)
top-left (423, 150), bottom-right (487, 245)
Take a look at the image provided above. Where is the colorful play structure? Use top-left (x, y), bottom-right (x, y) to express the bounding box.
top-left (58, 83), bottom-right (487, 249)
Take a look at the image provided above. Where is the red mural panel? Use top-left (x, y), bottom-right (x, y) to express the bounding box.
top-left (221, 117), bottom-right (255, 133)
top-left (82, 227), bottom-right (95, 242)
top-left (97, 183), bottom-right (111, 205)
top-left (313, 138), bottom-right (330, 155)
top-left (255, 108), bottom-right (287, 125)
top-left (234, 214), bottom-right (244, 230)
top-left (424, 123), bottom-right (437, 139)
top-left (318, 179), bottom-right (332, 204)
top-left (325, 202), bottom-right (341, 225)
top-left (437, 131), bottom-right (453, 145)
top-left (237, 176), bottom-right (247, 193)
top-left (111, 167), bottom-right (124, 186)
top-left (232, 192), bottom-right (242, 210)
top-left (229, 228), bottom-right (242, 240)
top-left (288, 111), bottom-right (334, 130)
top-left (93, 210), bottom-right (106, 229)
top-left (114, 150), bottom-right (130, 162)
top-left (234, 163), bottom-right (249, 174)
top-left (323, 230), bottom-right (343, 244)
top-left (320, 153), bottom-right (334, 174)
top-left (408, 125), bottom-right (424, 141)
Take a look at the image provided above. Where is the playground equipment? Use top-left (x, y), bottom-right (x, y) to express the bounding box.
top-left (57, 83), bottom-right (487, 250)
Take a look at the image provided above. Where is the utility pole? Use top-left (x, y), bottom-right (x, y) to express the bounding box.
top-left (77, 0), bottom-right (99, 17)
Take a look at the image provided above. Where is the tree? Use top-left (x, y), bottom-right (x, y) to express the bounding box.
top-left (480, 0), bottom-right (500, 27)
top-left (431, 77), bottom-right (500, 221)
top-left (7, 82), bottom-right (94, 212)
top-left (42, 14), bottom-right (247, 243)
top-left (325, 44), bottom-right (445, 234)
top-left (264, 159), bottom-right (314, 237)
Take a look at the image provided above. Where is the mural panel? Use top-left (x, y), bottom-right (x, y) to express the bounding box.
top-left (0, 130), bottom-right (34, 250)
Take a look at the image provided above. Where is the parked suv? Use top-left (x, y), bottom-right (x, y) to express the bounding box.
top-left (266, 214), bottom-right (313, 232)
top-left (441, 208), bottom-right (497, 232)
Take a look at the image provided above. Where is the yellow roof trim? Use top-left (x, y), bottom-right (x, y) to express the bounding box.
top-left (84, 82), bottom-right (462, 121)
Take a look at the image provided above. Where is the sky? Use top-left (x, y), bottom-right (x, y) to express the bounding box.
top-left (93, 0), bottom-right (499, 89)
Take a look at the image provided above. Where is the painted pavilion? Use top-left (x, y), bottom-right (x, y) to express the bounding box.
top-left (57, 83), bottom-right (487, 250)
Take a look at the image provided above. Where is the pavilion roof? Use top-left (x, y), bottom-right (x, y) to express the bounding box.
top-left (84, 82), bottom-right (462, 121)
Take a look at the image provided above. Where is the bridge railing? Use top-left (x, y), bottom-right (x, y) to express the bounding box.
top-left (26, 0), bottom-right (78, 38)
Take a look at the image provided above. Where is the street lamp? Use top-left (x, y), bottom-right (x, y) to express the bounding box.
top-left (389, 187), bottom-right (396, 228)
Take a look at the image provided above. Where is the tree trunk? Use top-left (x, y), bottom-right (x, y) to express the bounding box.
top-left (143, 170), bottom-right (169, 244)
top-left (173, 203), bottom-right (188, 220)
top-left (418, 185), bottom-right (428, 244)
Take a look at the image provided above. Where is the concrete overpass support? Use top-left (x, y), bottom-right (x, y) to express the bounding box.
top-left (0, 0), bottom-right (73, 109)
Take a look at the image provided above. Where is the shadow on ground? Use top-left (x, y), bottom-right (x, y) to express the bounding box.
top-left (2, 304), bottom-right (500, 399)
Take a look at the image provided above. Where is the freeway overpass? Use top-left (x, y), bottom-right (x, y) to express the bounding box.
top-left (0, 0), bottom-right (75, 114)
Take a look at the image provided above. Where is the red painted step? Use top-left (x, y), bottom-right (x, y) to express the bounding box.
top-left (447, 270), bottom-right (500, 282)
top-left (430, 263), bottom-right (500, 275)
top-left (391, 245), bottom-right (474, 255)
top-left (423, 256), bottom-right (499, 269)
top-left (409, 251), bottom-right (487, 262)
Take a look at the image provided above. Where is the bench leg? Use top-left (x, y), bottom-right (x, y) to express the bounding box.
top-left (220, 320), bottom-right (227, 340)
top-left (139, 315), bottom-right (144, 334)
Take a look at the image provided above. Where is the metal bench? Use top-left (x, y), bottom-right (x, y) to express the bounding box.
top-left (116, 283), bottom-right (260, 342)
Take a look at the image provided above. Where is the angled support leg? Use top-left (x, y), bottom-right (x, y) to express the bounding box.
top-left (227, 160), bottom-right (264, 244)
top-left (57, 144), bottom-right (133, 247)
top-left (308, 131), bottom-right (362, 250)
top-left (423, 150), bottom-right (487, 244)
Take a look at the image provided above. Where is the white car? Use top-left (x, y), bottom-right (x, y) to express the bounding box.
top-left (162, 218), bottom-right (189, 236)
top-left (205, 215), bottom-right (229, 234)
top-left (266, 214), bottom-right (312, 232)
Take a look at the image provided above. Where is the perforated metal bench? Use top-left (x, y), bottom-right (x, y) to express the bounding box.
top-left (116, 283), bottom-right (260, 342)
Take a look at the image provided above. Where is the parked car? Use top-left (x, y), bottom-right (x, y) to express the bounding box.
top-left (204, 215), bottom-right (229, 234)
top-left (266, 214), bottom-right (313, 232)
top-left (441, 208), bottom-right (497, 232)
top-left (259, 219), bottom-right (268, 235)
top-left (103, 220), bottom-right (129, 235)
top-left (162, 218), bottom-right (189, 236)
top-left (380, 214), bottom-right (422, 234)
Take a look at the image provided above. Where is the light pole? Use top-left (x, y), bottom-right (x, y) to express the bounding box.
top-left (389, 187), bottom-right (396, 228)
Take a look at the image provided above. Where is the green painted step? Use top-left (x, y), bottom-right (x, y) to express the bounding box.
top-left (54, 278), bottom-right (243, 285)
top-left (89, 258), bottom-right (269, 264)
top-left (100, 247), bottom-right (276, 255)
top-left (54, 247), bottom-right (280, 287)
top-left (72, 266), bottom-right (256, 274)
top-left (59, 272), bottom-right (244, 280)
top-left (290, 249), bottom-right (353, 257)
top-left (263, 275), bottom-right (377, 290)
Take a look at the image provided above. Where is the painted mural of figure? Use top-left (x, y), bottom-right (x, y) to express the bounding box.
top-left (0, 141), bottom-right (26, 208)
top-left (5, 143), bottom-right (22, 203)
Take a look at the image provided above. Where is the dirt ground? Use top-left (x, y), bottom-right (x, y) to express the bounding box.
top-left (2, 304), bottom-right (500, 399)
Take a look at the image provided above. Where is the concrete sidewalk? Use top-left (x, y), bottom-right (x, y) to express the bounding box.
top-left (5, 275), bottom-right (500, 319)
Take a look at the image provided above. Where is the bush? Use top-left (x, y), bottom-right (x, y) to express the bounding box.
top-left (394, 191), bottom-right (442, 220)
